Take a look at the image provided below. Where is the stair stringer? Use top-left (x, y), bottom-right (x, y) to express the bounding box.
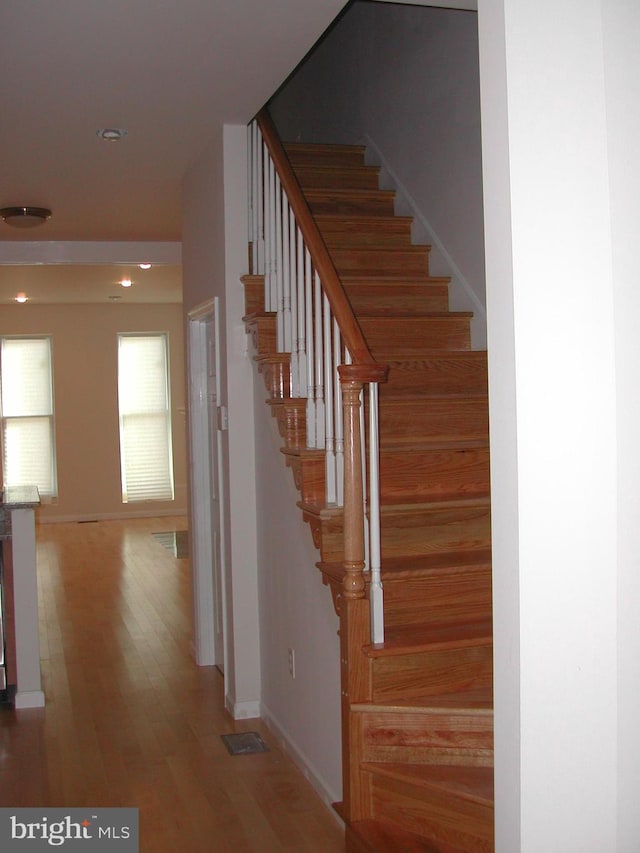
top-left (243, 137), bottom-right (494, 852)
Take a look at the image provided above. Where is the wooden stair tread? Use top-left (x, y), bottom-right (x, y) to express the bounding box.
top-left (351, 685), bottom-right (494, 713)
top-left (360, 311), bottom-right (473, 320)
top-left (348, 818), bottom-right (466, 853)
top-left (366, 618), bottom-right (493, 657)
top-left (280, 446), bottom-right (324, 459)
top-left (361, 762), bottom-right (494, 806)
top-left (381, 438), bottom-right (489, 452)
top-left (378, 392), bottom-right (488, 403)
top-left (300, 495), bottom-right (491, 518)
top-left (283, 141), bottom-right (366, 163)
top-left (340, 274), bottom-right (451, 286)
top-left (318, 548), bottom-right (492, 582)
top-left (376, 549), bottom-right (492, 577)
top-left (316, 213), bottom-right (413, 229)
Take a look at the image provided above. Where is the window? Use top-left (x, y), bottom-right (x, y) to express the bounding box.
top-left (0, 336), bottom-right (57, 496)
top-left (117, 333), bottom-right (174, 503)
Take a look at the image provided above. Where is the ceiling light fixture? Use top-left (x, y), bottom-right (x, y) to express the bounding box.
top-left (97, 128), bottom-right (128, 142)
top-left (1, 206), bottom-right (52, 228)
top-left (120, 278), bottom-right (132, 288)
top-left (14, 293), bottom-right (28, 304)
top-left (138, 263), bottom-right (152, 270)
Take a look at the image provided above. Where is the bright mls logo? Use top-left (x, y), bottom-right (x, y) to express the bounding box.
top-left (0, 809), bottom-right (138, 851)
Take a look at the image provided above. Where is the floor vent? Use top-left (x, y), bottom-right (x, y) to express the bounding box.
top-left (221, 732), bottom-right (269, 756)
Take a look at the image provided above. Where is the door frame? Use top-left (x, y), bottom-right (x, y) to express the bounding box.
top-left (187, 297), bottom-right (228, 672)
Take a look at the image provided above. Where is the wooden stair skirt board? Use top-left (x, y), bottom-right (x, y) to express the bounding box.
top-left (244, 135), bottom-right (493, 851)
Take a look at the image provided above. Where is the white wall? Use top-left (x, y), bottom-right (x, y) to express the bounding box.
top-left (479, 0), bottom-right (640, 849)
top-left (253, 388), bottom-right (342, 804)
top-left (269, 1), bottom-right (486, 346)
top-left (182, 126), bottom-right (261, 717)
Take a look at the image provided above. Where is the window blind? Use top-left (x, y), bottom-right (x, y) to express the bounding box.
top-left (117, 334), bottom-right (174, 503)
top-left (0, 336), bottom-right (57, 496)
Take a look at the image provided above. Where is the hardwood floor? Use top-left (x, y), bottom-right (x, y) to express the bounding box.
top-left (0, 517), bottom-right (345, 852)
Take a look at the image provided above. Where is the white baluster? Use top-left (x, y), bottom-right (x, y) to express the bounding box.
top-left (255, 126), bottom-right (264, 274)
top-left (289, 206), bottom-right (298, 396)
top-left (305, 249), bottom-right (316, 447)
top-left (281, 192), bottom-right (292, 354)
top-left (314, 271), bottom-right (325, 450)
top-left (334, 319), bottom-right (344, 507)
top-left (359, 384), bottom-right (370, 574)
top-left (323, 294), bottom-right (336, 505)
top-left (247, 124), bottom-right (253, 250)
top-left (275, 173), bottom-right (284, 351)
top-left (297, 227), bottom-right (307, 399)
top-left (368, 381), bottom-right (384, 644)
top-left (266, 152), bottom-right (277, 313)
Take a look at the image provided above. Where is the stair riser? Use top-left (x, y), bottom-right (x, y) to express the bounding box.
top-left (369, 773), bottom-right (494, 853)
top-left (379, 399), bottom-right (489, 444)
top-left (284, 143), bottom-right (366, 167)
top-left (362, 318), bottom-right (471, 356)
top-left (354, 709), bottom-right (493, 767)
top-left (380, 448), bottom-right (490, 502)
top-left (293, 165), bottom-right (381, 190)
top-left (383, 568), bottom-right (492, 629)
top-left (384, 355), bottom-right (488, 396)
top-left (345, 284), bottom-right (449, 314)
top-left (381, 507), bottom-right (491, 559)
top-left (308, 506), bottom-right (491, 564)
top-left (371, 645), bottom-right (493, 703)
top-left (331, 247), bottom-right (430, 276)
top-left (306, 190), bottom-right (396, 217)
top-left (318, 218), bottom-right (413, 247)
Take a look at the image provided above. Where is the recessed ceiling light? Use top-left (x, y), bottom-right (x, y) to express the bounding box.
top-left (1, 206), bottom-right (52, 228)
top-left (138, 263), bottom-right (152, 270)
top-left (96, 128), bottom-right (128, 142)
top-left (120, 278), bottom-right (132, 288)
top-left (109, 295), bottom-right (122, 301)
top-left (14, 292), bottom-right (28, 304)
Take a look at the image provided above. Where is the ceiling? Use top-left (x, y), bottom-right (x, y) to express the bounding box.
top-left (0, 0), bottom-right (348, 303)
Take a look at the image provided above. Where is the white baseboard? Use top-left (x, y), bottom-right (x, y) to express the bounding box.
top-left (37, 508), bottom-right (188, 525)
top-left (261, 702), bottom-right (342, 820)
top-left (225, 694), bottom-right (261, 720)
top-left (15, 690), bottom-right (46, 709)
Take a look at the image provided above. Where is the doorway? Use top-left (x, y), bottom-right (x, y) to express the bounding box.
top-left (188, 298), bottom-right (227, 672)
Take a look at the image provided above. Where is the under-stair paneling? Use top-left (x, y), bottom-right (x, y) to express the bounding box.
top-left (252, 370), bottom-right (342, 805)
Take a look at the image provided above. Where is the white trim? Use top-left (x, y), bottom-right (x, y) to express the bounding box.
top-left (225, 694), bottom-right (261, 720)
top-left (361, 132), bottom-right (486, 329)
top-left (186, 297), bottom-right (229, 673)
top-left (0, 241), bottom-right (181, 265)
top-left (37, 508), bottom-right (187, 524)
top-left (261, 702), bottom-right (342, 816)
top-left (14, 690), bottom-right (46, 709)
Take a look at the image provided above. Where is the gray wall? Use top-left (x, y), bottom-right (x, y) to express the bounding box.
top-left (269, 1), bottom-right (486, 346)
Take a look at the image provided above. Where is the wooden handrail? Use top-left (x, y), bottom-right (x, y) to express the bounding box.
top-left (257, 108), bottom-right (385, 379)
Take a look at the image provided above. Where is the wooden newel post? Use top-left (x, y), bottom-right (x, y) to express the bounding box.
top-left (340, 374), bottom-right (366, 600)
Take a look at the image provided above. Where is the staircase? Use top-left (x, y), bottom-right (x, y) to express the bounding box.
top-left (243, 137), bottom-right (493, 852)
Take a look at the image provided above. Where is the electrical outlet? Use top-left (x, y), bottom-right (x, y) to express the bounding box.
top-left (288, 648), bottom-right (296, 679)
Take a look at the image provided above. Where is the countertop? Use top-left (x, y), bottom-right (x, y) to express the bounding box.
top-left (1, 486), bottom-right (40, 539)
